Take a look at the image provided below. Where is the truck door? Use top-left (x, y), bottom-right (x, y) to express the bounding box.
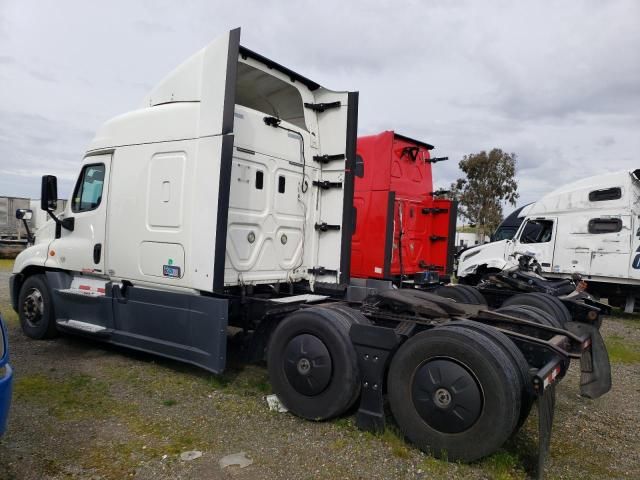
top-left (512, 217), bottom-right (557, 273)
top-left (308, 90), bottom-right (358, 285)
top-left (46, 154), bottom-right (111, 274)
top-left (587, 215), bottom-right (631, 278)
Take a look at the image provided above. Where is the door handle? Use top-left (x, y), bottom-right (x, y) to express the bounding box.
top-left (93, 243), bottom-right (102, 264)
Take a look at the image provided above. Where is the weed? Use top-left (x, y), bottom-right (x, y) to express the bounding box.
top-left (14, 373), bottom-right (114, 420)
top-left (0, 259), bottom-right (14, 272)
top-left (162, 399), bottom-right (177, 407)
top-left (379, 427), bottom-right (411, 459)
top-left (480, 450), bottom-right (526, 480)
top-left (605, 335), bottom-right (640, 364)
top-left (329, 438), bottom-right (348, 451)
top-left (420, 455), bottom-right (453, 476)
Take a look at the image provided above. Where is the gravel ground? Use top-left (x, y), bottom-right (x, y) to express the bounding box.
top-left (0, 266), bottom-right (639, 480)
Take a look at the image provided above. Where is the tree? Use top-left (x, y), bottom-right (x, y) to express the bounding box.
top-left (449, 149), bottom-right (519, 241)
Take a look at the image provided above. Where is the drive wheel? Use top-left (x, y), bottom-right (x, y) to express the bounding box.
top-left (528, 293), bottom-right (572, 325)
top-left (435, 285), bottom-right (482, 305)
top-left (18, 274), bottom-right (58, 339)
top-left (455, 285), bottom-right (488, 306)
top-left (496, 305), bottom-right (560, 328)
top-left (502, 293), bottom-right (570, 327)
top-left (438, 320), bottom-right (533, 431)
top-left (500, 293), bottom-right (568, 327)
top-left (388, 327), bottom-right (520, 462)
top-left (267, 306), bottom-right (362, 420)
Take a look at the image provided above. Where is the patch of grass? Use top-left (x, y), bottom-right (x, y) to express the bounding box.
top-left (204, 365), bottom-right (271, 396)
top-left (162, 399), bottom-right (177, 407)
top-left (329, 438), bottom-right (348, 451)
top-left (206, 373), bottom-right (231, 390)
top-left (14, 373), bottom-right (114, 420)
top-left (0, 259), bottom-right (14, 271)
top-left (605, 334), bottom-right (640, 364)
top-left (0, 299), bottom-right (18, 325)
top-left (480, 450), bottom-right (527, 480)
top-left (379, 427), bottom-right (411, 459)
top-left (333, 417), bottom-right (356, 431)
top-left (420, 455), bottom-right (454, 476)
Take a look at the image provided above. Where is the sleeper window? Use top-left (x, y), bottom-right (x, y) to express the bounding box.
top-left (589, 187), bottom-right (621, 202)
top-left (588, 218), bottom-right (622, 234)
top-left (72, 164), bottom-right (105, 213)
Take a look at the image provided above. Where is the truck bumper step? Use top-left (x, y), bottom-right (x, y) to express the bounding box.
top-left (56, 319), bottom-right (112, 336)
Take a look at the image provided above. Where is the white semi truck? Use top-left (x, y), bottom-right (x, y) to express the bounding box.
top-left (10, 29), bottom-right (611, 471)
top-left (457, 170), bottom-right (640, 311)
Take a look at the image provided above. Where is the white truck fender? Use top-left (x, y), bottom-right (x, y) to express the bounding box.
top-left (457, 240), bottom-right (513, 278)
top-left (13, 242), bottom-right (50, 274)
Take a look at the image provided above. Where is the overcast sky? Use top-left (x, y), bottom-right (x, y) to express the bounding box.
top-left (1, 0), bottom-right (638, 213)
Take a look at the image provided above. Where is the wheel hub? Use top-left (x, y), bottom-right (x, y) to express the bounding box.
top-left (297, 358), bottom-right (311, 375)
top-left (283, 334), bottom-right (332, 396)
top-left (411, 358), bottom-right (483, 434)
top-left (434, 387), bottom-right (452, 408)
top-left (23, 288), bottom-right (44, 327)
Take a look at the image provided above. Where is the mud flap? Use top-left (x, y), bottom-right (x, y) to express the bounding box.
top-left (565, 321), bottom-right (612, 399)
top-left (536, 384), bottom-right (556, 480)
top-left (350, 323), bottom-right (402, 433)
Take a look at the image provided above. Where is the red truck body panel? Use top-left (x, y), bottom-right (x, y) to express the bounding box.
top-left (351, 131), bottom-right (456, 281)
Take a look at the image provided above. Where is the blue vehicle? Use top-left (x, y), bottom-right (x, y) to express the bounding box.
top-left (0, 313), bottom-right (12, 436)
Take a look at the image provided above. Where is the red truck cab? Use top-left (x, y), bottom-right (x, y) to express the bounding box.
top-left (351, 131), bottom-right (456, 285)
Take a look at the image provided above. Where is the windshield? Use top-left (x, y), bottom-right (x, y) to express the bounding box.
top-left (493, 226), bottom-right (517, 241)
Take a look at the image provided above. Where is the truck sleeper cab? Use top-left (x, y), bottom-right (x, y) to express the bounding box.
top-left (10, 28), bottom-right (358, 373)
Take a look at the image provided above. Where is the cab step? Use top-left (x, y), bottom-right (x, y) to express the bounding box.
top-left (56, 319), bottom-right (111, 336)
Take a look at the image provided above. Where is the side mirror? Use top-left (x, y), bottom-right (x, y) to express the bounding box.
top-left (16, 208), bottom-right (33, 221)
top-left (40, 175), bottom-right (58, 211)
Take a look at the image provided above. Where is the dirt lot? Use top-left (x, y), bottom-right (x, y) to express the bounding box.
top-left (0, 260), bottom-right (639, 480)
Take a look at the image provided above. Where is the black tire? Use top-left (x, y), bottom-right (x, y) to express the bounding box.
top-left (387, 327), bottom-right (520, 462)
top-left (435, 285), bottom-right (479, 305)
top-left (267, 306), bottom-right (361, 420)
top-left (455, 285), bottom-right (488, 306)
top-left (496, 305), bottom-right (560, 328)
top-left (438, 320), bottom-right (533, 431)
top-left (322, 303), bottom-right (370, 326)
top-left (502, 293), bottom-right (569, 327)
top-left (529, 293), bottom-right (572, 325)
top-left (321, 304), bottom-right (371, 407)
top-left (18, 274), bottom-right (58, 339)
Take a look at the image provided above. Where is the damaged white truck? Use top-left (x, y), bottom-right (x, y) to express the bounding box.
top-left (458, 169), bottom-right (640, 312)
top-left (10, 28), bottom-right (611, 476)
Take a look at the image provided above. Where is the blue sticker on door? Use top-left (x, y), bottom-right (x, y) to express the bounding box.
top-left (163, 259), bottom-right (181, 278)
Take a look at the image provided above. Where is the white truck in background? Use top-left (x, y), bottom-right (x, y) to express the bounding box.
top-left (1, 197), bottom-right (67, 257)
top-left (457, 169), bottom-right (640, 311)
top-left (0, 197), bottom-right (32, 257)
